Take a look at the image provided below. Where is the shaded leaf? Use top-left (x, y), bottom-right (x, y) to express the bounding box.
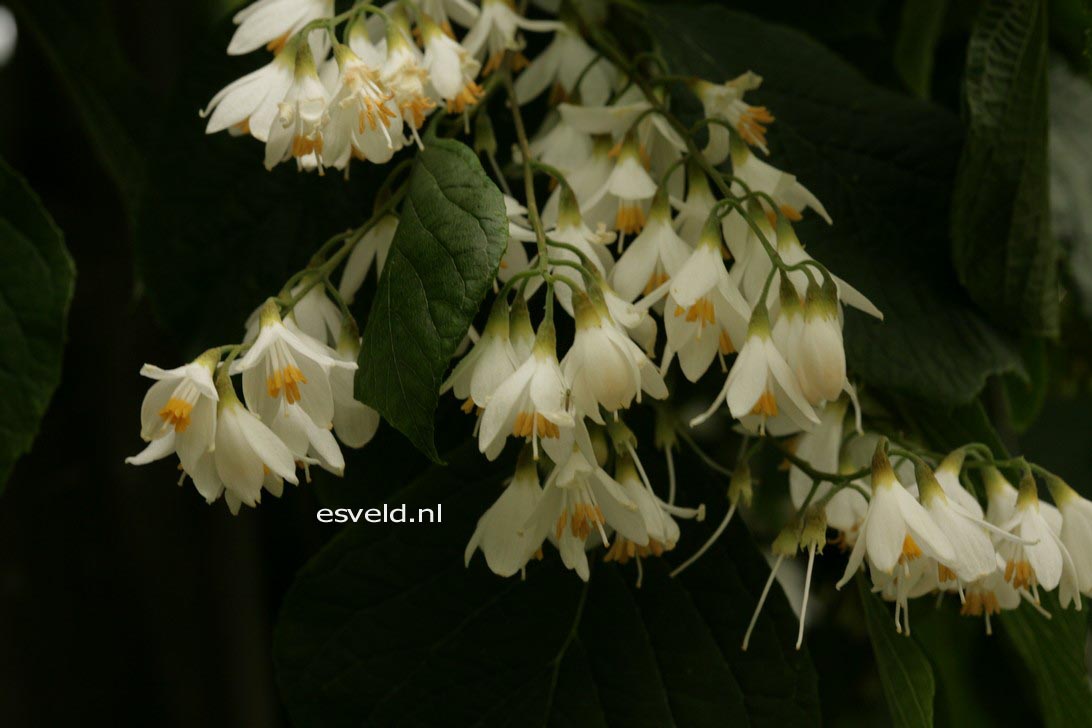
top-left (646, 4), bottom-right (1019, 406)
top-left (857, 577), bottom-right (934, 728)
top-left (356, 139), bottom-right (507, 463)
top-left (274, 445), bottom-right (819, 727)
top-left (952, 0), bottom-right (1057, 336)
top-left (0, 158), bottom-right (75, 488)
top-left (893, 0), bottom-right (949, 98)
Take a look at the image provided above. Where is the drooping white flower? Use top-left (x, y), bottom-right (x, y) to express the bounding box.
top-left (610, 190), bottom-right (691, 301)
top-left (460, 0), bottom-right (563, 76)
top-left (731, 140), bottom-right (831, 224)
top-left (1047, 476), bottom-right (1092, 596)
top-left (330, 324), bottom-right (380, 448)
top-left (960, 568), bottom-right (1020, 634)
top-left (770, 273), bottom-right (804, 380)
top-left (787, 399), bottom-right (868, 533)
top-left (529, 186), bottom-right (615, 312)
top-left (497, 196), bottom-right (534, 282)
top-left (916, 462), bottom-right (997, 585)
top-left (477, 321), bottom-right (574, 461)
top-left (603, 454), bottom-right (698, 566)
top-left (693, 72), bottom-right (773, 160)
top-left (207, 377), bottom-right (300, 514)
top-left (420, 14), bottom-right (484, 113)
top-left (442, 299), bottom-right (519, 412)
top-left (381, 14), bottom-right (435, 146)
top-left (265, 43), bottom-right (330, 170)
top-left (523, 442), bottom-right (648, 581)
top-left (984, 465), bottom-right (1062, 534)
top-left (583, 133), bottom-right (659, 236)
top-left (796, 278), bottom-right (847, 405)
top-left (996, 474), bottom-right (1078, 601)
top-left (836, 445), bottom-right (956, 587)
top-left (694, 300), bottom-right (819, 432)
top-left (514, 25), bottom-right (615, 106)
top-left (671, 165), bottom-right (717, 243)
top-left (526, 113), bottom-right (594, 179)
top-left (933, 450), bottom-right (985, 518)
top-left (286, 278), bottom-right (342, 346)
top-left (465, 450), bottom-right (544, 577)
top-left (662, 216), bottom-right (751, 382)
top-left (561, 291), bottom-right (667, 423)
top-left (201, 45), bottom-right (297, 142)
top-left (417, 0), bottom-right (480, 32)
top-left (509, 295), bottom-right (535, 362)
top-left (125, 350), bottom-right (221, 475)
top-left (230, 301), bottom-right (351, 427)
top-left (228, 0), bottom-right (334, 56)
top-left (323, 43), bottom-right (404, 168)
top-left (541, 135), bottom-right (615, 229)
top-left (339, 214), bottom-right (398, 303)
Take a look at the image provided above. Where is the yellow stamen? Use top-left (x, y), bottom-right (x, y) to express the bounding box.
top-left (266, 365), bottom-right (308, 404)
top-left (718, 330), bottom-right (735, 354)
top-left (615, 202), bottom-right (647, 234)
top-left (158, 397), bottom-right (194, 433)
top-left (266, 33), bottom-right (290, 54)
top-left (446, 81), bottom-right (485, 114)
top-left (674, 297), bottom-right (716, 326)
top-left (1005, 559), bottom-right (1033, 589)
top-left (644, 272), bottom-right (669, 295)
top-left (736, 106), bottom-right (774, 148)
top-left (937, 564), bottom-right (957, 583)
top-left (292, 134), bottom-right (323, 158)
top-left (750, 389), bottom-right (778, 417)
top-left (901, 534), bottom-right (923, 561)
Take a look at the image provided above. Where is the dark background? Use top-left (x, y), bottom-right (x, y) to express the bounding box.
top-left (0, 1), bottom-right (1090, 726)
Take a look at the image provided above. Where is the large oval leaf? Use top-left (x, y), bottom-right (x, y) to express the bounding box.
top-left (355, 139), bottom-right (507, 462)
top-left (274, 445), bottom-right (819, 727)
top-left (0, 159), bottom-right (75, 488)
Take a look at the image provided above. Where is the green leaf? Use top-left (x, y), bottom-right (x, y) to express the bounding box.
top-left (646, 5), bottom-right (1019, 406)
top-left (274, 445), bottom-right (819, 727)
top-left (951, 0), bottom-right (1058, 337)
top-left (0, 159), bottom-right (75, 488)
top-left (135, 19), bottom-right (386, 346)
top-left (355, 139), bottom-right (507, 463)
top-left (893, 0), bottom-right (948, 98)
top-left (8, 0), bottom-right (150, 213)
top-left (856, 577), bottom-right (935, 728)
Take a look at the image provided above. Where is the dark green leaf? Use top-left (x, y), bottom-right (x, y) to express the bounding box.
top-left (893, 0), bottom-right (949, 98)
top-left (274, 446), bottom-right (819, 727)
top-left (856, 577), bottom-right (935, 728)
top-left (135, 19), bottom-right (386, 347)
top-left (952, 0), bottom-right (1058, 336)
top-left (647, 5), bottom-right (1019, 406)
top-left (8, 0), bottom-right (150, 212)
top-left (0, 158), bottom-right (75, 488)
top-left (1002, 337), bottom-right (1048, 432)
top-left (356, 139), bottom-right (507, 463)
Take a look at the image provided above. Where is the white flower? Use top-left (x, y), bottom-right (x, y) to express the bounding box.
top-left (420, 15), bottom-right (484, 113)
top-left (330, 327), bottom-right (380, 448)
top-left (731, 142), bottom-right (831, 224)
top-left (583, 134), bottom-right (658, 235)
top-left (671, 166), bottom-right (717, 243)
top-left (230, 301), bottom-right (351, 427)
top-left (693, 72), bottom-right (773, 160)
top-left (526, 113), bottom-right (593, 179)
top-left (265, 44), bottom-right (330, 170)
top-left (836, 445), bottom-right (955, 587)
top-left (201, 47), bottom-right (296, 141)
top-left (694, 302), bottom-right (819, 432)
top-left (381, 17), bottom-right (435, 145)
top-left (266, 395), bottom-right (346, 476)
top-left (323, 44), bottom-right (403, 168)
top-left (523, 442), bottom-right (648, 581)
top-left (207, 378), bottom-right (300, 514)
top-left (561, 291), bottom-right (667, 423)
top-left (961, 568), bottom-right (1020, 634)
top-left (514, 25), bottom-right (615, 106)
top-left (509, 295), bottom-right (535, 362)
top-left (1047, 477), bottom-right (1092, 596)
top-left (228, 0), bottom-right (333, 56)
top-left (996, 475), bottom-right (1078, 599)
top-left (796, 279), bottom-right (847, 405)
top-left (442, 300), bottom-right (519, 411)
top-left (541, 135), bottom-right (615, 230)
top-left (662, 218), bottom-right (751, 382)
top-left (529, 187), bottom-right (615, 312)
top-left (933, 450), bottom-right (985, 518)
top-left (787, 399), bottom-right (868, 532)
top-left (286, 278), bottom-right (342, 346)
top-left (417, 0), bottom-right (480, 31)
top-left (610, 191), bottom-right (691, 301)
top-left (477, 322), bottom-right (574, 461)
top-left (465, 451), bottom-right (544, 577)
top-left (558, 87), bottom-right (686, 171)
top-left (498, 196), bottom-right (534, 282)
top-left (916, 462), bottom-right (997, 585)
top-left (338, 214), bottom-right (398, 303)
top-left (125, 351), bottom-right (220, 474)
top-left (460, 0), bottom-right (563, 76)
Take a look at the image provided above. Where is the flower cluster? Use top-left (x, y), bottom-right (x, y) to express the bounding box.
top-left (129, 0), bottom-right (1092, 649)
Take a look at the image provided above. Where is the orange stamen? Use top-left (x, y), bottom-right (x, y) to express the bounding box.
top-left (158, 397), bottom-right (194, 433)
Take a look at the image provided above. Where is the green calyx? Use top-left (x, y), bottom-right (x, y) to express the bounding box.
top-left (485, 297), bottom-right (512, 337)
top-left (729, 461), bottom-right (753, 507)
